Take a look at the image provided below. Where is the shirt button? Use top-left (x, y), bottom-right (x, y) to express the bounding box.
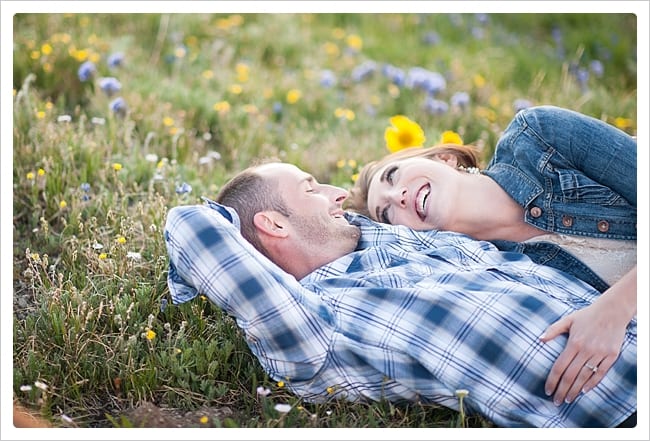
top-left (562, 215), bottom-right (574, 227)
top-left (597, 220), bottom-right (610, 232)
top-left (530, 207), bottom-right (543, 218)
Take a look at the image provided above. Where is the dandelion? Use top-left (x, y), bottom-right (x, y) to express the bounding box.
top-left (440, 130), bottom-right (463, 145)
top-left (455, 389), bottom-right (469, 427)
top-left (274, 403), bottom-right (291, 414)
top-left (37, 168), bottom-right (45, 176)
top-left (163, 116), bottom-right (174, 127)
top-left (109, 97), bottom-right (127, 116)
top-left (322, 41), bottom-right (340, 57)
top-left (112, 162), bottom-right (122, 171)
top-left (286, 89), bottom-right (301, 104)
top-left (36, 111), bottom-right (46, 119)
top-left (77, 60), bottom-right (96, 82)
top-left (236, 62), bottom-right (250, 82)
top-left (384, 115), bottom-right (426, 153)
top-left (199, 415), bottom-right (209, 424)
top-left (145, 329), bottom-right (156, 340)
top-left (256, 386), bottom-right (271, 397)
top-left (98, 77), bottom-right (122, 96)
top-left (202, 69), bottom-right (214, 79)
top-left (99, 253), bottom-right (108, 259)
top-left (326, 386), bottom-right (335, 394)
top-left (334, 107), bottom-right (355, 121)
top-left (26, 172), bottom-right (35, 180)
top-left (277, 380), bottom-right (285, 388)
top-left (59, 200), bottom-right (67, 209)
top-left (116, 236), bottom-right (127, 244)
top-left (41, 43), bottom-right (53, 55)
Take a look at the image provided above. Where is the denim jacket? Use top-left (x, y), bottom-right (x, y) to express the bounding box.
top-left (483, 106), bottom-right (637, 292)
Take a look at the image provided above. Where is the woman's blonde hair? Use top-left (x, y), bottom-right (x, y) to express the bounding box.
top-left (345, 143), bottom-right (480, 217)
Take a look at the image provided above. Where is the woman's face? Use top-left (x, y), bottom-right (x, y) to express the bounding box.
top-left (366, 156), bottom-right (459, 230)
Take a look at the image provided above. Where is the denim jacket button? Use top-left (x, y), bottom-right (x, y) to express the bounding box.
top-left (597, 220), bottom-right (610, 232)
top-left (530, 207), bottom-right (543, 218)
top-left (562, 215), bottom-right (574, 227)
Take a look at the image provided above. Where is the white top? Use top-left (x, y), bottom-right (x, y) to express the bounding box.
top-left (526, 233), bottom-right (636, 286)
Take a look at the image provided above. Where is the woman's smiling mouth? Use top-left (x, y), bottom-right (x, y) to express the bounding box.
top-left (415, 183), bottom-right (430, 220)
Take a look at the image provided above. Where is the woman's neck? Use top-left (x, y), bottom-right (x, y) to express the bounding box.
top-left (451, 174), bottom-right (546, 242)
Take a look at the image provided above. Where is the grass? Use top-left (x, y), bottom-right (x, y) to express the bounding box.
top-left (8, 10), bottom-right (638, 431)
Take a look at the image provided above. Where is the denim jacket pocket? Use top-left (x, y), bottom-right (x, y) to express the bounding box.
top-left (556, 169), bottom-right (631, 206)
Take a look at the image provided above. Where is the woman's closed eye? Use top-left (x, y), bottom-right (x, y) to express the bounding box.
top-left (381, 165), bottom-right (398, 185)
top-left (380, 205), bottom-right (391, 224)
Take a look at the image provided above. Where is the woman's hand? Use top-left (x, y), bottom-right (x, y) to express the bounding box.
top-left (540, 266), bottom-right (636, 405)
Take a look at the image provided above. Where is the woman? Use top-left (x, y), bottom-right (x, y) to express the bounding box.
top-left (346, 105), bottom-right (637, 408)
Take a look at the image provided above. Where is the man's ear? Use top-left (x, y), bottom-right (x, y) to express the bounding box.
top-left (253, 211), bottom-right (289, 238)
top-left (432, 152), bottom-right (458, 168)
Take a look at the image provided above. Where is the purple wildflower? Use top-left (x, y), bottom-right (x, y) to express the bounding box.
top-left (513, 99), bottom-right (533, 113)
top-left (77, 61), bottom-right (96, 82)
top-left (98, 77), bottom-right (122, 97)
top-left (107, 52), bottom-right (125, 69)
top-left (450, 91), bottom-right (470, 109)
top-left (381, 64), bottom-right (405, 86)
top-left (175, 182), bottom-right (192, 195)
top-left (351, 61), bottom-right (377, 82)
top-left (109, 97), bottom-right (127, 116)
top-left (589, 60), bottom-right (604, 77)
top-left (319, 70), bottom-right (337, 88)
top-left (406, 67), bottom-right (446, 95)
top-left (422, 31), bottom-right (440, 45)
top-left (423, 97), bottom-right (449, 115)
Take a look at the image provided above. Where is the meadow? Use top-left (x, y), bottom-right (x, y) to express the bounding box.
top-left (10, 12), bottom-right (638, 430)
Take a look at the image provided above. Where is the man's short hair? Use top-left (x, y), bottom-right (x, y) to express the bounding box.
top-left (216, 165), bottom-right (290, 258)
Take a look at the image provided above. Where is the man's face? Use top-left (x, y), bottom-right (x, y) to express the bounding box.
top-left (258, 163), bottom-right (360, 252)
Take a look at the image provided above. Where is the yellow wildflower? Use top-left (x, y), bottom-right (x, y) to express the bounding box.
top-left (30, 50), bottom-right (40, 60)
top-left (236, 63), bottom-right (249, 83)
top-left (384, 115), bottom-right (426, 153)
top-left (116, 236), bottom-right (126, 244)
top-left (202, 70), bottom-right (214, 79)
top-left (37, 168), bottom-right (46, 176)
top-left (112, 163), bottom-right (122, 171)
top-left (277, 381), bottom-right (285, 388)
top-left (36, 111), bottom-right (46, 119)
top-left (59, 200), bottom-right (67, 209)
top-left (286, 89), bottom-right (302, 104)
top-left (199, 415), bottom-right (209, 424)
top-left (26, 172), bottom-right (35, 180)
top-left (213, 101), bottom-right (231, 114)
top-left (614, 117), bottom-right (633, 129)
top-left (98, 253), bottom-right (108, 260)
top-left (347, 159), bottom-right (357, 168)
top-left (163, 117), bottom-right (174, 127)
top-left (346, 34), bottom-right (363, 51)
top-left (473, 74), bottom-right (486, 88)
top-left (326, 386), bottom-right (335, 394)
top-left (336, 159), bottom-right (346, 168)
top-left (228, 84), bottom-right (243, 95)
top-left (145, 329), bottom-right (156, 340)
top-left (440, 130), bottom-right (463, 145)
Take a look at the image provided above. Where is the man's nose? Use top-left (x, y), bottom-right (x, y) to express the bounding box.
top-left (324, 184), bottom-right (348, 205)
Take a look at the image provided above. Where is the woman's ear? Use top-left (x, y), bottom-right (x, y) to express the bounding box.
top-left (432, 152), bottom-right (459, 168)
top-left (253, 211), bottom-right (289, 238)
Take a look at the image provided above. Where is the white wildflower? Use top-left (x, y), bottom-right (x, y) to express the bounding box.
top-left (57, 115), bottom-right (72, 123)
top-left (256, 386), bottom-right (271, 397)
top-left (34, 381), bottom-right (48, 391)
top-left (20, 385), bottom-right (32, 392)
top-left (274, 403), bottom-right (291, 413)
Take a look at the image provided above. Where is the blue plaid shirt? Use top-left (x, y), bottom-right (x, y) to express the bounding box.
top-left (164, 199), bottom-right (636, 428)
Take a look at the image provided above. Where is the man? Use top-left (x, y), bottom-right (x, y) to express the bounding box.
top-left (164, 162), bottom-right (636, 428)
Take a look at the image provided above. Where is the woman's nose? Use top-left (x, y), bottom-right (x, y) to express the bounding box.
top-left (388, 187), bottom-right (407, 207)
